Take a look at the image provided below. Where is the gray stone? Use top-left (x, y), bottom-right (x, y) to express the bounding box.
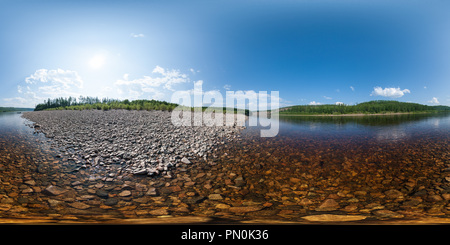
top-left (43, 185), bottom-right (68, 196)
top-left (181, 157), bottom-right (191, 164)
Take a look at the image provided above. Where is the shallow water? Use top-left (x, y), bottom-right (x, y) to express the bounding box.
top-left (1, 111), bottom-right (450, 223)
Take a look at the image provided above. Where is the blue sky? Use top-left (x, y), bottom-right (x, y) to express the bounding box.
top-left (1, 0), bottom-right (449, 108)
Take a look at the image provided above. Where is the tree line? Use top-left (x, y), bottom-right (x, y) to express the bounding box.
top-left (280, 100), bottom-right (450, 115)
top-left (34, 96), bottom-right (179, 111)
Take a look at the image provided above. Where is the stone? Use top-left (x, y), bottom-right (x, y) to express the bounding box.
top-left (181, 157), bottom-right (191, 164)
top-left (208, 194), bottom-right (223, 200)
top-left (384, 189), bottom-right (404, 199)
top-left (215, 203), bottom-right (231, 209)
top-left (229, 206), bottom-right (263, 213)
top-left (234, 176), bottom-right (246, 187)
top-left (104, 198), bottom-right (119, 206)
top-left (145, 187), bottom-right (158, 196)
top-left (48, 199), bottom-right (63, 207)
top-left (24, 180), bottom-right (36, 186)
top-left (316, 199), bottom-right (340, 211)
top-left (150, 208), bottom-right (169, 216)
top-left (96, 189), bottom-right (109, 198)
top-left (69, 202), bottom-right (90, 210)
top-left (118, 190), bottom-right (132, 197)
top-left (373, 210), bottom-right (404, 219)
top-left (43, 185), bottom-right (68, 196)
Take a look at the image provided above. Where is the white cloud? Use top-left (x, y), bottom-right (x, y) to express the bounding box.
top-left (25, 69), bottom-right (83, 89)
top-left (335, 101), bottom-right (344, 105)
top-left (3, 69), bottom-right (84, 107)
top-left (189, 68), bottom-right (200, 75)
top-left (350, 86), bottom-right (355, 91)
top-left (370, 86), bottom-right (410, 98)
top-left (116, 66), bottom-right (189, 92)
top-left (131, 33), bottom-right (145, 38)
top-left (309, 101), bottom-right (322, 105)
top-left (323, 96), bottom-right (332, 100)
top-left (223, 84), bottom-right (231, 90)
top-left (428, 97), bottom-right (439, 104)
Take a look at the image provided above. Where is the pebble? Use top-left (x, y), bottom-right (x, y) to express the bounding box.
top-left (42, 185), bottom-right (68, 196)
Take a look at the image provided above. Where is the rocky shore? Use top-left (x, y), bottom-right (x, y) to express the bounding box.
top-left (22, 110), bottom-right (245, 178)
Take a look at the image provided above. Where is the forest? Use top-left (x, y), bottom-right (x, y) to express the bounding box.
top-left (280, 100), bottom-right (450, 115)
top-left (34, 96), bottom-right (179, 111)
top-left (33, 96), bottom-right (250, 115)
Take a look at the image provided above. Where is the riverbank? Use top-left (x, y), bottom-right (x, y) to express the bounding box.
top-left (279, 112), bottom-right (435, 117)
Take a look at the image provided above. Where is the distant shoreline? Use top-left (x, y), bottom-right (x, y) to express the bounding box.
top-left (278, 112), bottom-right (434, 117)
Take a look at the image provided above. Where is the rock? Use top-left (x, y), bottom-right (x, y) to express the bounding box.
top-left (234, 176), bottom-right (246, 187)
top-left (215, 203), bottom-right (231, 209)
top-left (96, 189), bottom-right (109, 198)
top-left (24, 180), bottom-right (36, 186)
top-left (47, 199), bottom-right (63, 207)
top-left (145, 187), bottom-right (158, 196)
top-left (290, 177), bottom-right (301, 183)
top-left (150, 208), bottom-right (169, 216)
top-left (118, 190), bottom-right (132, 197)
top-left (181, 157), bottom-right (191, 164)
top-left (208, 194), bottom-right (223, 200)
top-left (71, 181), bottom-right (83, 186)
top-left (104, 198), bottom-right (119, 206)
top-left (43, 185), bottom-right (68, 196)
top-left (373, 210), bottom-right (404, 219)
top-left (316, 199), bottom-right (340, 211)
top-left (69, 202), bottom-right (90, 210)
top-left (384, 189), bottom-right (404, 199)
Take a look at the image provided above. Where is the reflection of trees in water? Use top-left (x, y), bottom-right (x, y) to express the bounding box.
top-left (279, 113), bottom-right (450, 127)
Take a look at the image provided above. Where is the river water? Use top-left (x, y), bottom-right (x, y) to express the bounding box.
top-left (0, 111), bottom-right (450, 223)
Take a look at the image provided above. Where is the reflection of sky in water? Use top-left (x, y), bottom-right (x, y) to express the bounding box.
top-left (375, 127), bottom-right (408, 142)
top-left (251, 113), bottom-right (450, 142)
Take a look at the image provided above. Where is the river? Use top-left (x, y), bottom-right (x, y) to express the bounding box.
top-left (0, 111), bottom-right (449, 223)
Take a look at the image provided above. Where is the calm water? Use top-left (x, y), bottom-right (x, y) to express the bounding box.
top-left (236, 113), bottom-right (450, 169)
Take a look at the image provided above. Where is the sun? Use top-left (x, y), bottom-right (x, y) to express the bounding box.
top-left (89, 54), bottom-right (106, 69)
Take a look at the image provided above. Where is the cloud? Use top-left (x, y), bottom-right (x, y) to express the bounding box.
top-left (335, 101), bottom-right (344, 105)
top-left (3, 69), bottom-right (84, 107)
top-left (131, 33), bottom-right (145, 38)
top-left (350, 86), bottom-right (355, 91)
top-left (428, 97), bottom-right (439, 104)
top-left (25, 69), bottom-right (83, 89)
top-left (323, 96), bottom-right (332, 100)
top-left (114, 66), bottom-right (190, 101)
top-left (223, 84), bottom-right (231, 90)
top-left (370, 86), bottom-right (410, 98)
top-left (309, 101), bottom-right (322, 105)
top-left (116, 66), bottom-right (189, 92)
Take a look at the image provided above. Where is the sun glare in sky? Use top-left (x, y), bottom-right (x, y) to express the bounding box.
top-left (89, 54), bottom-right (106, 69)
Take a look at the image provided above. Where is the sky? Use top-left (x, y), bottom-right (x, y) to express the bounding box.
top-left (1, 0), bottom-right (449, 109)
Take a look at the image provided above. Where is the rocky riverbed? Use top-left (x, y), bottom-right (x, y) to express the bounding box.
top-left (22, 110), bottom-right (245, 178)
top-left (1, 110), bottom-right (450, 223)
